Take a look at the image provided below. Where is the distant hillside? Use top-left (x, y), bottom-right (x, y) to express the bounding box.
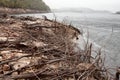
top-left (0, 0), bottom-right (50, 12)
top-left (52, 8), bottom-right (110, 13)
top-left (116, 11), bottom-right (120, 14)
top-left (52, 8), bottom-right (94, 13)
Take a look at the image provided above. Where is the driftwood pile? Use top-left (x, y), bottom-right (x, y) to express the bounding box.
top-left (0, 14), bottom-right (112, 80)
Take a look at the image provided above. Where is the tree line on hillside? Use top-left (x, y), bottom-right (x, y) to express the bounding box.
top-left (0, 0), bottom-right (50, 11)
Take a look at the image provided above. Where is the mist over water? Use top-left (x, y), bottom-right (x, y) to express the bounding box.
top-left (19, 12), bottom-right (120, 68)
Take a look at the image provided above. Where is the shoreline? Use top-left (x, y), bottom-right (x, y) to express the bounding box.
top-left (0, 7), bottom-right (50, 14)
top-left (0, 14), bottom-right (118, 80)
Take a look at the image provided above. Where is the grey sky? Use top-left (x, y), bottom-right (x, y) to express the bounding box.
top-left (44, 0), bottom-right (120, 12)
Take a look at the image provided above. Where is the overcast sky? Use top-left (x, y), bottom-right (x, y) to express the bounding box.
top-left (44, 0), bottom-right (120, 12)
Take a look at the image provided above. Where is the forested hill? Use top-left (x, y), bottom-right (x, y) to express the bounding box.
top-left (0, 0), bottom-right (50, 11)
top-left (116, 11), bottom-right (120, 14)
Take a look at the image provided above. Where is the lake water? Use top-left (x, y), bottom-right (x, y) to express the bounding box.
top-left (18, 12), bottom-right (120, 69)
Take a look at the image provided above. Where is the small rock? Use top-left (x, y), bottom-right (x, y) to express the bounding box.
top-left (0, 56), bottom-right (2, 61)
top-left (77, 63), bottom-right (93, 70)
top-left (33, 41), bottom-right (48, 48)
top-left (12, 58), bottom-right (30, 70)
top-left (12, 72), bottom-right (18, 75)
top-left (3, 64), bottom-right (10, 71)
top-left (0, 13), bottom-right (9, 18)
top-left (1, 51), bottom-right (11, 54)
top-left (0, 37), bottom-right (8, 42)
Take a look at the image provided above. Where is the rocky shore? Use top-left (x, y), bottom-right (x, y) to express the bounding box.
top-left (0, 7), bottom-right (50, 14)
top-left (0, 14), bottom-right (118, 80)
